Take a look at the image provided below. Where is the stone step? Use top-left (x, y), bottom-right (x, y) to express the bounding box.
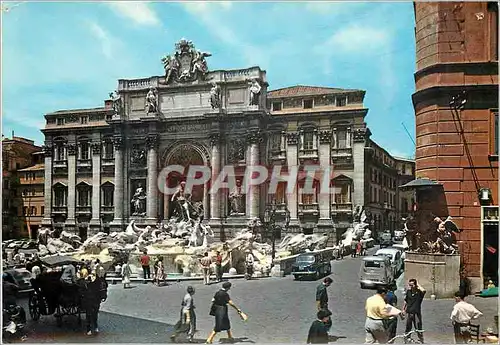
top-left (105, 273), bottom-right (246, 284)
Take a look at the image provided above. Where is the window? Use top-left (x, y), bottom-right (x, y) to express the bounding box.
top-left (77, 185), bottom-right (91, 206)
top-left (489, 2), bottom-right (498, 61)
top-left (55, 142), bottom-right (66, 161)
top-left (335, 129), bottom-right (347, 148)
top-left (80, 116), bottom-right (88, 124)
top-left (300, 180), bottom-right (318, 204)
top-left (56, 118), bottom-right (65, 126)
top-left (336, 96), bottom-right (347, 107)
top-left (303, 99), bottom-right (313, 109)
top-left (41, 206), bottom-right (44, 215)
top-left (303, 131), bottom-right (315, 150)
top-left (102, 141), bottom-right (114, 159)
top-left (79, 141), bottom-right (90, 160)
top-left (23, 207), bottom-right (28, 216)
top-left (334, 184), bottom-right (350, 204)
top-left (272, 102), bottom-right (282, 111)
top-left (271, 132), bottom-right (282, 152)
top-left (491, 111), bottom-right (498, 156)
top-left (102, 184), bottom-right (114, 207)
top-left (54, 186), bottom-right (67, 207)
top-left (30, 206), bottom-right (36, 215)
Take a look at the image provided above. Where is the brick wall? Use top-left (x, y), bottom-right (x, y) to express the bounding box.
top-left (413, 2), bottom-right (499, 277)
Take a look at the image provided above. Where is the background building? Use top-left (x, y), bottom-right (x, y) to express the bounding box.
top-left (17, 159), bottom-right (45, 240)
top-left (40, 39), bottom-right (414, 244)
top-left (413, 2), bottom-right (498, 287)
top-left (2, 136), bottom-right (42, 239)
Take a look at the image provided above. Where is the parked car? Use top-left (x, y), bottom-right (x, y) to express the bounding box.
top-left (375, 248), bottom-right (404, 277)
top-left (359, 256), bottom-right (395, 289)
top-left (292, 251), bottom-right (332, 280)
top-left (4, 269), bottom-right (32, 292)
top-left (379, 231), bottom-right (393, 248)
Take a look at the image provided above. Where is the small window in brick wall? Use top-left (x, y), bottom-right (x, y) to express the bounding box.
top-left (272, 101), bottom-right (282, 111)
top-left (303, 99), bottom-right (313, 109)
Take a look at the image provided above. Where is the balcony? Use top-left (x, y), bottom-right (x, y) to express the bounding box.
top-left (331, 147), bottom-right (353, 163)
top-left (269, 149), bottom-right (286, 162)
top-left (100, 206), bottom-right (114, 214)
top-left (331, 202), bottom-right (353, 215)
top-left (77, 159), bottom-right (91, 167)
top-left (298, 148), bottom-right (319, 162)
top-left (53, 160), bottom-right (67, 168)
top-left (102, 157), bottom-right (115, 166)
top-left (298, 203), bottom-right (319, 216)
top-left (76, 206), bottom-right (92, 215)
top-left (52, 206), bottom-right (67, 215)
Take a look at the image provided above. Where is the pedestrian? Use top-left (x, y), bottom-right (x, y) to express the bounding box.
top-left (351, 241), bottom-right (357, 258)
top-left (155, 258), bottom-right (165, 286)
top-left (82, 268), bottom-right (108, 335)
top-left (450, 291), bottom-right (483, 343)
top-left (199, 252), bottom-right (212, 285)
top-left (316, 277), bottom-right (333, 332)
top-left (361, 241), bottom-right (367, 256)
top-left (384, 285), bottom-right (398, 343)
top-left (121, 260), bottom-right (132, 289)
top-left (245, 250), bottom-right (254, 279)
top-left (215, 251), bottom-right (223, 282)
top-left (365, 286), bottom-right (392, 344)
top-left (205, 282), bottom-right (245, 344)
top-left (402, 278), bottom-right (426, 343)
top-left (338, 242), bottom-right (344, 260)
top-left (356, 241), bottom-right (362, 256)
top-left (114, 262), bottom-right (122, 278)
top-left (140, 250), bottom-right (151, 283)
top-left (171, 286), bottom-right (197, 342)
top-left (307, 309), bottom-right (332, 344)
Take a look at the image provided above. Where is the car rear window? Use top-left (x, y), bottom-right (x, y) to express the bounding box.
top-left (364, 261), bottom-right (381, 268)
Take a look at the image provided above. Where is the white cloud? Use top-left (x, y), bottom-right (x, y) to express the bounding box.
top-left (326, 25), bottom-right (389, 53)
top-left (87, 21), bottom-right (113, 59)
top-left (106, 2), bottom-right (160, 27)
top-left (305, 1), bottom-right (367, 15)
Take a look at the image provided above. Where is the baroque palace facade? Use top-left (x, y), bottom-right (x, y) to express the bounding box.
top-left (40, 39), bottom-right (414, 242)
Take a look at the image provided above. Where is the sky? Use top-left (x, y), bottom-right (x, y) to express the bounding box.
top-left (2, 1), bottom-right (417, 159)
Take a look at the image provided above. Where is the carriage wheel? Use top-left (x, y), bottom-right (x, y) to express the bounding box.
top-left (28, 293), bottom-right (40, 321)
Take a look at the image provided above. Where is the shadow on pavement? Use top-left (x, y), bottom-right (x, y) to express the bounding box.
top-left (12, 311), bottom-right (176, 343)
top-left (329, 335), bottom-right (347, 342)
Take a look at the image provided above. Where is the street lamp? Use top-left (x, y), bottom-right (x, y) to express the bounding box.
top-left (264, 201), bottom-right (277, 262)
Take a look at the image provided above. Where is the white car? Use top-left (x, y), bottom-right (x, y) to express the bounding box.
top-left (375, 248), bottom-right (404, 277)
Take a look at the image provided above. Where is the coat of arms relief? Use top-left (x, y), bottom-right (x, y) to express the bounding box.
top-left (161, 38), bottom-right (212, 84)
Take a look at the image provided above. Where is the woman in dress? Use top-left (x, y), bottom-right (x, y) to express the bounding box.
top-left (206, 282), bottom-right (244, 344)
top-left (155, 259), bottom-right (165, 286)
top-left (121, 260), bottom-right (132, 289)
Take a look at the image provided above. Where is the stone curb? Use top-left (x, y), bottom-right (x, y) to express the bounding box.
top-left (106, 274), bottom-right (252, 284)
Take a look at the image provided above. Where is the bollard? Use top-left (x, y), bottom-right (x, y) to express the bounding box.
top-left (430, 294), bottom-right (436, 300)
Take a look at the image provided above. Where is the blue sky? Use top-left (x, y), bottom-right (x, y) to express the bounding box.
top-left (2, 1), bottom-right (416, 158)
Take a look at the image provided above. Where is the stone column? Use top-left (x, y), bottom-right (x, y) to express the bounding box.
top-left (65, 143), bottom-right (77, 233)
top-left (146, 135), bottom-right (158, 223)
top-left (246, 130), bottom-right (261, 219)
top-left (110, 137), bottom-right (124, 231)
top-left (89, 142), bottom-right (101, 235)
top-left (318, 130), bottom-right (334, 242)
top-left (286, 133), bottom-right (299, 230)
top-left (352, 128), bottom-right (367, 207)
top-left (209, 134), bottom-right (221, 221)
top-left (203, 181), bottom-right (210, 219)
top-left (41, 145), bottom-right (53, 227)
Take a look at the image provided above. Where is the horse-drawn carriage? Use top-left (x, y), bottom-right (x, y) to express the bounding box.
top-left (28, 255), bottom-right (84, 327)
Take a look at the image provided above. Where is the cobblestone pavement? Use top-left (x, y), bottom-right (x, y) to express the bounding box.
top-left (15, 247), bottom-right (499, 343)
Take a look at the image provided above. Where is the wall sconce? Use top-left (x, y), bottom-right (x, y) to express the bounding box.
top-left (479, 188), bottom-right (492, 205)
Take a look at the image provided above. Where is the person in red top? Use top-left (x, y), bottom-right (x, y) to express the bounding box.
top-left (140, 250), bottom-right (151, 282)
top-left (215, 251), bottom-right (223, 282)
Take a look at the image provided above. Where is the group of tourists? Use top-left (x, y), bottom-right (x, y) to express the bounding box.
top-left (170, 281), bottom-right (246, 344)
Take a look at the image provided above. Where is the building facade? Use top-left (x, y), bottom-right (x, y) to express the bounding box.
top-left (17, 160), bottom-right (45, 240)
top-left (2, 136), bottom-right (42, 239)
top-left (41, 39), bottom-right (414, 244)
top-left (413, 2), bottom-right (498, 285)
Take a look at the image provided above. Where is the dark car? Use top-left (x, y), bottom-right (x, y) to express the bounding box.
top-left (4, 269), bottom-right (33, 292)
top-left (291, 251), bottom-right (332, 280)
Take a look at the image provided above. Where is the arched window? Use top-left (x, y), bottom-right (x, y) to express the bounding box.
top-left (53, 183), bottom-right (68, 207)
top-left (101, 182), bottom-right (114, 207)
top-left (102, 137), bottom-right (114, 160)
top-left (76, 182), bottom-right (91, 207)
top-left (53, 137), bottom-right (67, 161)
top-left (78, 137), bottom-right (91, 161)
top-left (332, 122), bottom-right (351, 149)
top-left (332, 175), bottom-right (353, 204)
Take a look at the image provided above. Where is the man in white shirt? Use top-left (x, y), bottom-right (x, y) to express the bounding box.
top-left (245, 250), bottom-right (254, 279)
top-left (450, 291), bottom-right (483, 343)
top-left (171, 286), bottom-right (196, 342)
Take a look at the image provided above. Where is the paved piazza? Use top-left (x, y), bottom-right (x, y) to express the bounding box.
top-left (17, 248), bottom-right (498, 343)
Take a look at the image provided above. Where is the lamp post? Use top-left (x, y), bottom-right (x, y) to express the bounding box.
top-left (264, 201), bottom-right (277, 262)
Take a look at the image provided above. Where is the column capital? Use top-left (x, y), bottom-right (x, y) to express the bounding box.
top-left (246, 129), bottom-right (262, 144)
top-left (113, 136), bottom-right (123, 149)
top-left (286, 132), bottom-right (299, 145)
top-left (209, 133), bottom-right (222, 147)
top-left (353, 128), bottom-right (368, 143)
top-left (42, 145), bottom-right (53, 158)
top-left (91, 142), bottom-right (101, 155)
top-left (319, 130), bottom-right (332, 144)
top-left (66, 143), bottom-right (76, 156)
top-left (146, 135), bottom-right (159, 149)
